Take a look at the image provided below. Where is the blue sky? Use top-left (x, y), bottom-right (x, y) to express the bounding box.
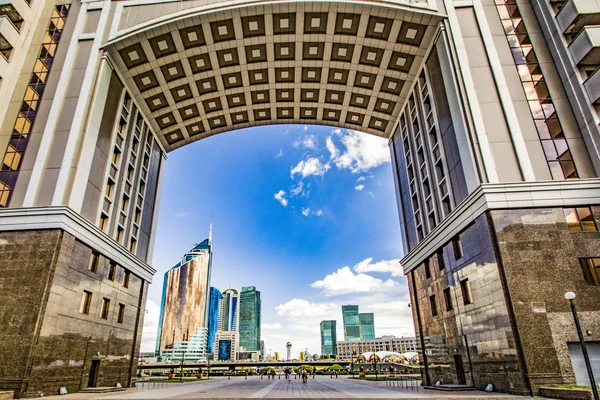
top-left (141, 124), bottom-right (415, 358)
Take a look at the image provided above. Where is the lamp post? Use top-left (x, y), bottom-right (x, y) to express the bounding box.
top-left (351, 344), bottom-right (356, 378)
top-left (565, 292), bottom-right (599, 400)
top-left (180, 350), bottom-right (185, 383)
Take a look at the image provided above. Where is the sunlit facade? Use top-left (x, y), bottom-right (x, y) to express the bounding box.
top-left (342, 305), bottom-right (360, 341)
top-left (320, 320), bottom-right (337, 356)
top-left (359, 313), bottom-right (375, 340)
top-left (156, 235), bottom-right (213, 358)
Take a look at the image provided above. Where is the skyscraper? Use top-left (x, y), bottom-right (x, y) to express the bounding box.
top-left (156, 231), bottom-right (212, 358)
top-left (239, 286), bottom-right (261, 351)
top-left (206, 287), bottom-right (222, 354)
top-left (320, 320), bottom-right (337, 356)
top-left (342, 305), bottom-right (360, 341)
top-left (359, 313), bottom-right (375, 340)
top-left (220, 288), bottom-right (240, 331)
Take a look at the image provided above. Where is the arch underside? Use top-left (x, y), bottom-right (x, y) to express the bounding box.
top-left (105, 1), bottom-right (444, 152)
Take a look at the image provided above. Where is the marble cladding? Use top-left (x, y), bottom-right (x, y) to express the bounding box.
top-left (0, 229), bottom-right (147, 398)
top-left (410, 206), bottom-right (600, 395)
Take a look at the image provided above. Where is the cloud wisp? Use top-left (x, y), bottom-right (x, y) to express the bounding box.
top-left (274, 190), bottom-right (288, 206)
top-left (290, 157), bottom-right (330, 178)
top-left (353, 258), bottom-right (404, 277)
top-left (311, 266), bottom-right (398, 296)
top-left (327, 130), bottom-right (390, 173)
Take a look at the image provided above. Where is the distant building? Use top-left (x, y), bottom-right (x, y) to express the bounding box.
top-left (238, 351), bottom-right (260, 361)
top-left (260, 340), bottom-right (265, 360)
top-left (220, 288), bottom-right (240, 331)
top-left (215, 330), bottom-right (238, 361)
top-left (156, 232), bottom-right (212, 358)
top-left (161, 328), bottom-right (209, 361)
top-left (274, 352), bottom-right (280, 361)
top-left (286, 342), bottom-right (292, 360)
top-left (239, 286), bottom-right (261, 351)
top-left (342, 305), bottom-right (360, 340)
top-left (337, 336), bottom-right (417, 360)
top-left (320, 320), bottom-right (337, 355)
top-left (207, 287), bottom-right (222, 354)
top-left (359, 313), bottom-right (375, 340)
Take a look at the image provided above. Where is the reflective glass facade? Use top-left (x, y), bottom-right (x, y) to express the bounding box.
top-left (359, 313), bottom-right (375, 340)
top-left (218, 340), bottom-right (232, 361)
top-left (207, 287), bottom-right (221, 353)
top-left (220, 288), bottom-right (239, 331)
top-left (320, 320), bottom-right (337, 355)
top-left (342, 305), bottom-right (360, 340)
top-left (239, 286), bottom-right (261, 351)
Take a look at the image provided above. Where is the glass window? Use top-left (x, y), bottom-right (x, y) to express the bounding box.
top-left (452, 236), bottom-right (462, 260)
top-left (437, 249), bottom-right (445, 270)
top-left (108, 261), bottom-right (116, 281)
top-left (564, 207), bottom-right (597, 232)
top-left (117, 303), bottom-right (125, 323)
top-left (0, 181), bottom-right (11, 207)
top-left (100, 298), bottom-right (110, 319)
top-left (80, 290), bottom-right (92, 314)
top-left (89, 251), bottom-right (100, 273)
top-left (2, 144), bottom-right (22, 171)
top-left (424, 258), bottom-right (431, 279)
top-left (579, 258), bottom-right (600, 286)
top-left (460, 279), bottom-right (473, 305)
top-left (123, 270), bottom-right (130, 288)
top-left (429, 295), bottom-right (437, 317)
top-left (443, 287), bottom-right (453, 311)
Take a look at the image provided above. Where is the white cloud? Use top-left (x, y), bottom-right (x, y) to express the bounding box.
top-left (274, 190), bottom-right (288, 206)
top-left (315, 210), bottom-right (323, 216)
top-left (311, 266), bottom-right (398, 296)
top-left (353, 257), bottom-right (404, 277)
top-left (262, 323), bottom-right (282, 330)
top-left (276, 298), bottom-right (337, 319)
top-left (275, 149), bottom-right (283, 158)
top-left (368, 191), bottom-right (375, 198)
top-left (357, 176), bottom-right (366, 182)
top-left (355, 184), bottom-right (365, 191)
top-left (294, 134), bottom-right (317, 150)
top-left (329, 130), bottom-right (390, 173)
top-left (290, 157), bottom-right (330, 178)
top-left (291, 181), bottom-right (304, 196)
top-left (302, 208), bottom-right (311, 217)
top-left (326, 136), bottom-right (339, 160)
top-left (140, 299), bottom-right (160, 352)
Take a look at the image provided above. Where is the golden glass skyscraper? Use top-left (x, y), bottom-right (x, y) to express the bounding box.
top-left (156, 230), bottom-right (212, 357)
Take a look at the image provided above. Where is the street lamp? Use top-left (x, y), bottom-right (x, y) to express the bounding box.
top-left (564, 292), bottom-right (599, 400)
top-left (351, 344), bottom-right (356, 378)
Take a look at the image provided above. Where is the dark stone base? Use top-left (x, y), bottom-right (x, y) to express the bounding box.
top-left (0, 229), bottom-right (147, 398)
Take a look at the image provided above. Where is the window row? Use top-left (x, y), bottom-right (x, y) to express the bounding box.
top-left (80, 291), bottom-right (126, 323)
top-left (422, 234), bottom-right (462, 279)
top-left (564, 207), bottom-right (597, 232)
top-left (89, 250), bottom-right (131, 288)
top-left (429, 279), bottom-right (473, 317)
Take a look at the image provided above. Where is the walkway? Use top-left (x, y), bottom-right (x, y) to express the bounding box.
top-left (45, 377), bottom-right (542, 399)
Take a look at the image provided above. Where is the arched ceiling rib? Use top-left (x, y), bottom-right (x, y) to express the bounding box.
top-left (105, 1), bottom-right (443, 152)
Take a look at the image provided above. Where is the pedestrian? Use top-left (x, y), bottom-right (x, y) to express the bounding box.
top-left (301, 368), bottom-right (308, 383)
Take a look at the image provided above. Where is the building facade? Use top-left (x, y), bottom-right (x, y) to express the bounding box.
top-left (219, 288), bottom-right (239, 331)
top-left (206, 287), bottom-right (222, 354)
top-left (214, 330), bottom-right (238, 361)
top-left (160, 327), bottom-right (208, 361)
top-left (337, 336), bottom-right (418, 360)
top-left (320, 320), bottom-right (337, 356)
top-left (359, 313), bottom-right (375, 340)
top-left (156, 237), bottom-right (212, 358)
top-left (342, 305), bottom-right (360, 341)
top-left (238, 286), bottom-right (261, 352)
top-left (1, 0), bottom-right (600, 396)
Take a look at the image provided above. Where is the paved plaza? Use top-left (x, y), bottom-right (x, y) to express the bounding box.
top-left (44, 377), bottom-right (545, 400)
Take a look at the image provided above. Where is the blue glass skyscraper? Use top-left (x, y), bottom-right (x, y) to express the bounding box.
top-left (207, 287), bottom-right (222, 353)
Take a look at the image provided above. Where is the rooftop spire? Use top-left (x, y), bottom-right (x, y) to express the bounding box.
top-left (208, 223), bottom-right (213, 243)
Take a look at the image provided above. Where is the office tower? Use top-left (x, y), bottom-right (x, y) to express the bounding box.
top-left (359, 313), bottom-right (375, 340)
top-left (220, 288), bottom-right (240, 331)
top-left (342, 305), bottom-right (360, 341)
top-left (160, 328), bottom-right (208, 361)
top-left (156, 234), bottom-right (212, 358)
top-left (320, 320), bottom-right (337, 356)
top-left (1, 0), bottom-right (600, 395)
top-left (206, 287), bottom-right (222, 354)
top-left (238, 286), bottom-right (261, 351)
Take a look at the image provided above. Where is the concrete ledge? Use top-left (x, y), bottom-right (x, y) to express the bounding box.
top-left (0, 206), bottom-right (155, 282)
top-left (539, 387), bottom-right (594, 400)
top-left (0, 391), bottom-right (13, 400)
top-left (401, 179), bottom-right (600, 273)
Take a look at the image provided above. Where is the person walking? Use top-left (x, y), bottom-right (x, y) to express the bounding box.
top-left (301, 368), bottom-right (308, 383)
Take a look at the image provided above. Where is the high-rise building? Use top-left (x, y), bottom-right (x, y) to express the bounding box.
top-left (206, 287), bottom-right (222, 354)
top-left (239, 286), bottom-right (261, 351)
top-left (156, 233), bottom-right (212, 358)
top-left (320, 320), bottom-right (337, 356)
top-left (358, 313), bottom-right (375, 340)
top-left (220, 288), bottom-right (240, 331)
top-left (259, 340), bottom-right (265, 360)
top-left (2, 0), bottom-right (600, 395)
top-left (214, 330), bottom-right (238, 361)
top-left (161, 328), bottom-right (208, 361)
top-left (342, 305), bottom-right (360, 340)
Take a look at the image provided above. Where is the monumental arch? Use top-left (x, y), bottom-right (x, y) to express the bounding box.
top-left (0, 0), bottom-right (600, 397)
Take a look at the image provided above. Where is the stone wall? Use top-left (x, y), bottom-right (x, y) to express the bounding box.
top-left (0, 229), bottom-right (147, 398)
top-left (490, 207), bottom-right (600, 392)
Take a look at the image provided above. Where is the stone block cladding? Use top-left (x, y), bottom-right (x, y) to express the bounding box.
top-left (0, 230), bottom-right (147, 398)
